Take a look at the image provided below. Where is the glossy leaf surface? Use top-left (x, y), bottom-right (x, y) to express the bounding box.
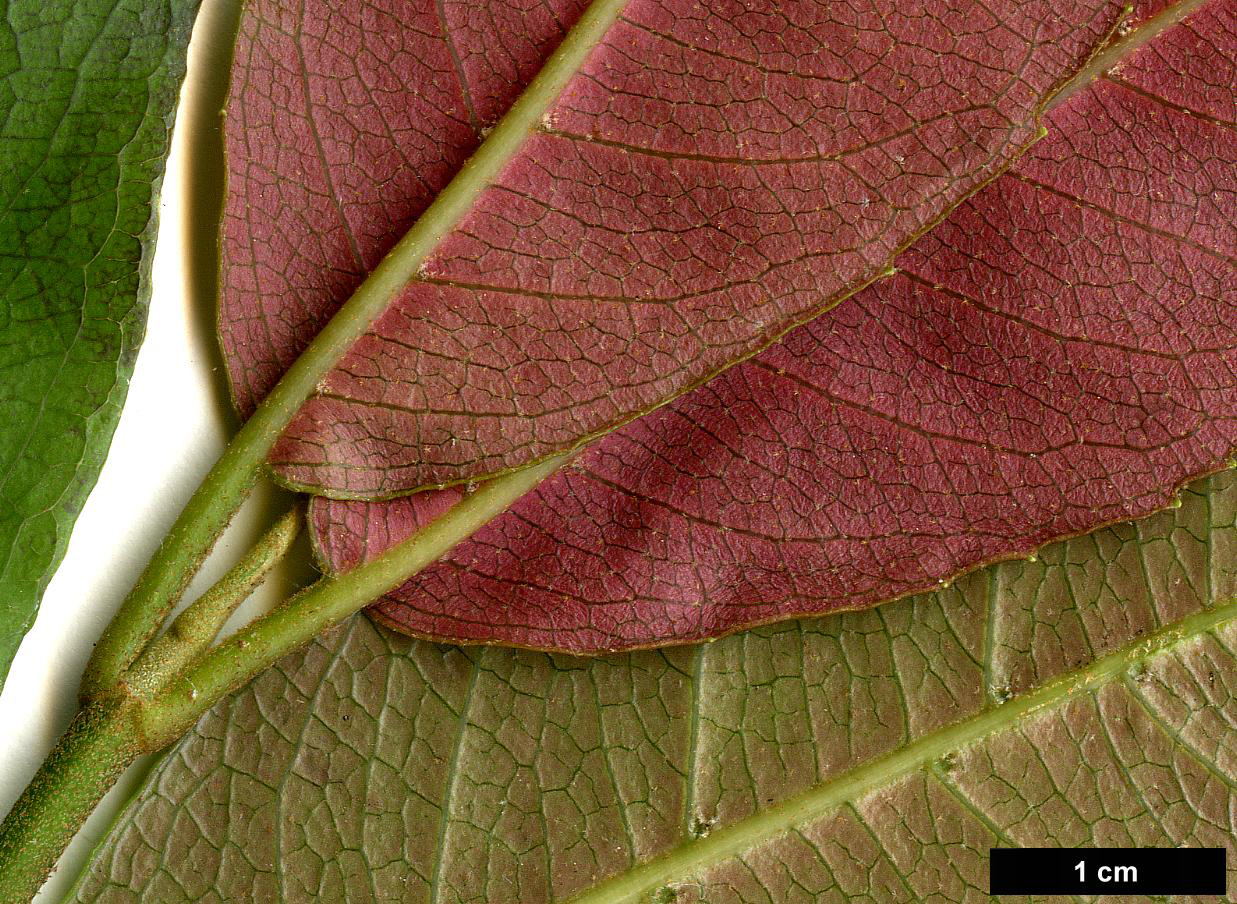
top-left (71, 470), bottom-right (1237, 901)
top-left (217, 0), bottom-right (1122, 495)
top-left (0, 0), bottom-right (198, 687)
top-left (317, 0), bottom-right (1237, 653)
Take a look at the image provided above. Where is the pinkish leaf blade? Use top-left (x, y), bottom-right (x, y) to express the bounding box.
top-left (218, 0), bottom-right (1124, 495)
top-left (313, 0), bottom-right (1237, 653)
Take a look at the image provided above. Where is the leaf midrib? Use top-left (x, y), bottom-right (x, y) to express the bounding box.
top-left (566, 595), bottom-right (1237, 904)
top-left (239, 0), bottom-right (632, 498)
top-left (276, 0), bottom-right (1150, 500)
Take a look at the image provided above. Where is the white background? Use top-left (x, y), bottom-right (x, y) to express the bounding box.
top-left (0, 3), bottom-right (316, 898)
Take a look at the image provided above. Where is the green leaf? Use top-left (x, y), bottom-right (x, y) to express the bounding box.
top-left (0, 0), bottom-right (199, 687)
top-left (70, 469), bottom-right (1237, 901)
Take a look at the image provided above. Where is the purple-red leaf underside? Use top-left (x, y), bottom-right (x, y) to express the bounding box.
top-left (308, 0), bottom-right (1237, 653)
top-left (219, 0), bottom-right (1123, 495)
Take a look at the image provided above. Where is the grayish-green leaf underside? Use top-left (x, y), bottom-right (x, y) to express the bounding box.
top-left (71, 470), bottom-right (1237, 902)
top-left (0, 0), bottom-right (200, 687)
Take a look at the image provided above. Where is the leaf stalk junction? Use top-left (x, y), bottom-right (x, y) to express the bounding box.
top-left (0, 0), bottom-right (633, 894)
